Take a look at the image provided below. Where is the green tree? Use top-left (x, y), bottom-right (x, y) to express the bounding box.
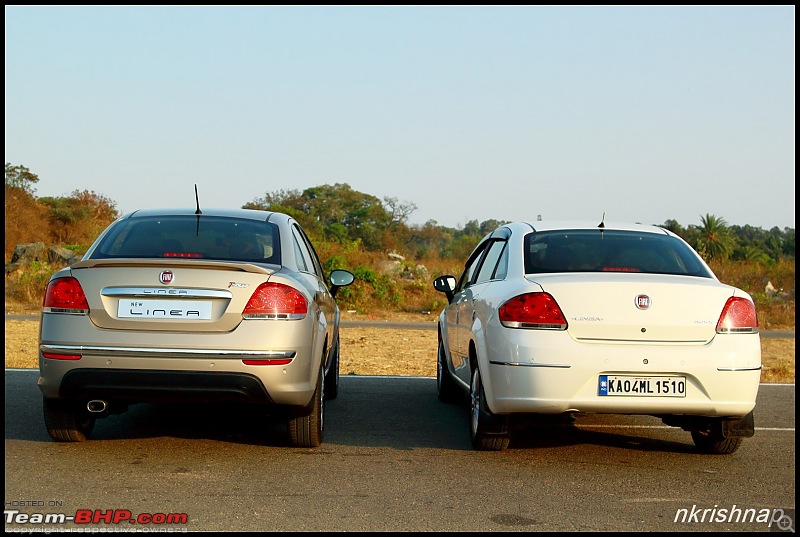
top-left (779, 227), bottom-right (794, 259)
top-left (405, 220), bottom-right (454, 260)
top-left (383, 196), bottom-right (417, 227)
top-left (696, 214), bottom-right (736, 261)
top-left (72, 189), bottom-right (118, 222)
top-left (4, 167), bottom-right (50, 259)
top-left (462, 219), bottom-right (481, 237)
top-left (736, 245), bottom-right (773, 265)
top-left (245, 183), bottom-right (416, 251)
top-left (479, 219), bottom-right (506, 235)
top-left (38, 189), bottom-right (119, 246)
top-left (661, 219), bottom-right (684, 237)
top-left (5, 163), bottom-right (39, 195)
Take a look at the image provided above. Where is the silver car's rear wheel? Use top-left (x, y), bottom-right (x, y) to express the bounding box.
top-left (469, 367), bottom-right (510, 451)
top-left (287, 364), bottom-right (325, 448)
top-left (43, 398), bottom-right (95, 442)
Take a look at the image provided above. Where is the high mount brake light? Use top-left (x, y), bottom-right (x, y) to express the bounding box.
top-left (162, 252), bottom-right (202, 258)
top-left (499, 292), bottom-right (567, 330)
top-left (43, 277), bottom-right (89, 313)
top-left (716, 297), bottom-right (759, 334)
top-left (243, 282), bottom-right (308, 319)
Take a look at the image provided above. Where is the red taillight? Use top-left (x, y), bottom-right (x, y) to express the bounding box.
top-left (243, 282), bottom-right (308, 319)
top-left (498, 292), bottom-right (567, 329)
top-left (43, 277), bottom-right (89, 312)
top-left (716, 297), bottom-right (758, 333)
top-left (41, 352), bottom-right (82, 360)
top-left (242, 359), bottom-right (294, 366)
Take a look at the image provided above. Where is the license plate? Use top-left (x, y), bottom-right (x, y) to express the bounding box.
top-left (599, 375), bottom-right (686, 397)
top-left (117, 299), bottom-right (212, 320)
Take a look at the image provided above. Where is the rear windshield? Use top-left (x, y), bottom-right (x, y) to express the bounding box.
top-left (90, 216), bottom-right (282, 264)
top-left (524, 229), bottom-right (713, 278)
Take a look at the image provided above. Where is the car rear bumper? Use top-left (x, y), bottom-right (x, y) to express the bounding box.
top-left (38, 350), bottom-right (319, 408)
top-left (485, 367), bottom-right (760, 417)
top-left (56, 368), bottom-right (275, 404)
top-left (480, 332), bottom-right (762, 418)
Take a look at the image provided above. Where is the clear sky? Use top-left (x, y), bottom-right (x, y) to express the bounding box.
top-left (5, 6), bottom-right (796, 231)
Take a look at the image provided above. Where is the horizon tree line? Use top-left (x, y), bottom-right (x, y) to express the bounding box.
top-left (5, 163), bottom-right (795, 263)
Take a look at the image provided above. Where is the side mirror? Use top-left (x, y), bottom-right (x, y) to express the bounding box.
top-left (433, 275), bottom-right (457, 302)
top-left (329, 269), bottom-right (355, 299)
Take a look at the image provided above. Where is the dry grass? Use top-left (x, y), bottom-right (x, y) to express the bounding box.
top-left (5, 317), bottom-right (793, 383)
top-left (339, 326), bottom-right (437, 377)
top-left (758, 339), bottom-right (796, 383)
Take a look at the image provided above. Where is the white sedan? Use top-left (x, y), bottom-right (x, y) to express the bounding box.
top-left (433, 220), bottom-right (761, 453)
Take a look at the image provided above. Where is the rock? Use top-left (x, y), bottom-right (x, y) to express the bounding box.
top-left (4, 242), bottom-right (80, 274)
top-left (765, 281), bottom-right (777, 296)
top-left (378, 260), bottom-right (402, 275)
top-left (47, 246), bottom-right (79, 266)
top-left (8, 242), bottom-right (47, 265)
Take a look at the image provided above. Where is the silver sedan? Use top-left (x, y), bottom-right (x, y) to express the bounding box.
top-left (38, 207), bottom-right (354, 447)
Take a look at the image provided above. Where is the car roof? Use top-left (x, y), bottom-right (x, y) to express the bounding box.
top-left (121, 207), bottom-right (288, 223)
top-left (515, 220), bottom-right (670, 234)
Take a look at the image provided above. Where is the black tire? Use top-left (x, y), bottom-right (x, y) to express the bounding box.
top-left (469, 367), bottom-right (510, 451)
top-left (691, 430), bottom-right (743, 455)
top-left (437, 337), bottom-right (461, 403)
top-left (287, 364), bottom-right (325, 448)
top-left (324, 336), bottom-right (340, 400)
top-left (43, 398), bottom-right (95, 442)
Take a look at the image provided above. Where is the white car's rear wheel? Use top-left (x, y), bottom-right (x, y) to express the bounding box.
top-left (691, 430), bottom-right (743, 455)
top-left (469, 367), bottom-right (510, 451)
top-left (437, 338), bottom-right (461, 403)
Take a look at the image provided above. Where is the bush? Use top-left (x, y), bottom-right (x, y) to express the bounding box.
top-left (4, 186), bottom-right (50, 262)
top-left (708, 259), bottom-right (795, 329)
top-left (5, 260), bottom-right (56, 307)
top-left (4, 253), bottom-right (795, 328)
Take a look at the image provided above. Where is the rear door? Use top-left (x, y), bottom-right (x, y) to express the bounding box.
top-left (291, 223), bottom-right (335, 360)
top-left (447, 241), bottom-right (491, 371)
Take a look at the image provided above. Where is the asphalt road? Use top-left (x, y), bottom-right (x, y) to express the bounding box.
top-left (4, 370), bottom-right (796, 532)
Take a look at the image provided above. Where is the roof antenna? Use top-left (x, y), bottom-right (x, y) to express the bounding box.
top-left (194, 184), bottom-right (202, 237)
top-left (598, 212), bottom-right (605, 229)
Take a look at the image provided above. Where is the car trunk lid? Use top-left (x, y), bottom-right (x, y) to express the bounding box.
top-left (69, 258), bottom-right (277, 332)
top-left (528, 273), bottom-right (736, 343)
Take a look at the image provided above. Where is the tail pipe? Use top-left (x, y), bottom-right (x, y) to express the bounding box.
top-left (87, 400), bottom-right (108, 414)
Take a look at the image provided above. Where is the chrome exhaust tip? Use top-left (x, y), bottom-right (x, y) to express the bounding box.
top-left (87, 400), bottom-right (108, 413)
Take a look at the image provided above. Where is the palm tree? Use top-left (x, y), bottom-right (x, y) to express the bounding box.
top-left (736, 245), bottom-right (773, 265)
top-left (696, 214), bottom-right (736, 261)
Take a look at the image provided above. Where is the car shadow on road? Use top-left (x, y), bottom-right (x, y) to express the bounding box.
top-left (6, 372), bottom-right (701, 453)
top-left (507, 415), bottom-right (697, 454)
top-left (325, 377), bottom-right (699, 454)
